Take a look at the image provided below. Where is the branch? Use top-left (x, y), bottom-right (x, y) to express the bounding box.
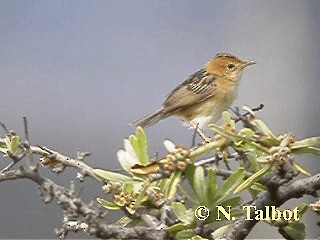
top-left (0, 138), bottom-right (102, 183)
top-left (0, 167), bottom-right (166, 239)
top-left (224, 173), bottom-right (320, 240)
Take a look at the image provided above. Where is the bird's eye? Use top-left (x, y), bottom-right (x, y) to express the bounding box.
top-left (227, 63), bottom-right (235, 70)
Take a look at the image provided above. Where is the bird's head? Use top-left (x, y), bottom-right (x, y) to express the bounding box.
top-left (205, 53), bottom-right (255, 81)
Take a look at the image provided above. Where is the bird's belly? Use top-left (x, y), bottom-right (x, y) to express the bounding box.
top-left (184, 90), bottom-right (237, 129)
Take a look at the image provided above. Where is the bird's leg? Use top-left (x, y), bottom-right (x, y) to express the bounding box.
top-left (191, 123), bottom-right (198, 147)
top-left (190, 121), bottom-right (212, 143)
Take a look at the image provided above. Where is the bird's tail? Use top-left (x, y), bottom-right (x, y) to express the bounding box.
top-left (130, 108), bottom-right (165, 127)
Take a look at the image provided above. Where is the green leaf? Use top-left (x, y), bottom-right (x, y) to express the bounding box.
top-left (117, 149), bottom-right (137, 173)
top-left (206, 168), bottom-right (218, 208)
top-left (292, 163), bottom-right (311, 176)
top-left (133, 183), bottom-right (149, 208)
top-left (234, 165), bottom-right (271, 194)
top-left (185, 166), bottom-right (206, 203)
top-left (130, 162), bottom-right (160, 175)
top-left (209, 124), bottom-right (270, 153)
top-left (209, 124), bottom-right (242, 141)
top-left (291, 137), bottom-right (320, 149)
top-left (291, 146), bottom-right (320, 155)
top-left (211, 224), bottom-right (232, 240)
top-left (194, 166), bottom-right (206, 203)
top-left (282, 222), bottom-right (305, 240)
top-left (250, 182), bottom-right (267, 192)
top-left (166, 222), bottom-right (189, 234)
top-left (238, 128), bottom-right (255, 138)
top-left (10, 135), bottom-right (20, 153)
top-left (116, 216), bottom-right (140, 227)
top-left (297, 203), bottom-right (308, 219)
top-left (216, 167), bottom-right (246, 203)
top-left (222, 111), bottom-right (235, 129)
top-left (252, 118), bottom-right (278, 140)
top-left (171, 202), bottom-right (192, 224)
top-left (165, 170), bottom-right (182, 200)
top-left (122, 183), bottom-right (134, 193)
top-left (191, 235), bottom-right (208, 240)
top-left (94, 169), bottom-right (142, 183)
top-left (129, 127), bottom-right (149, 165)
top-left (218, 196), bottom-right (241, 208)
top-left (97, 198), bottom-right (121, 210)
top-left (5, 136), bottom-right (14, 153)
top-left (176, 229), bottom-right (195, 239)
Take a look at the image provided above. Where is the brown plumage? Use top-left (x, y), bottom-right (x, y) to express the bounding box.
top-left (131, 53), bottom-right (255, 129)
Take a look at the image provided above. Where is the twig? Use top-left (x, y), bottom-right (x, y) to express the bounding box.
top-left (0, 167), bottom-right (165, 240)
top-left (0, 121), bottom-right (9, 134)
top-left (224, 173), bottom-right (320, 240)
top-left (0, 138), bottom-right (101, 183)
top-left (23, 116), bottom-right (29, 142)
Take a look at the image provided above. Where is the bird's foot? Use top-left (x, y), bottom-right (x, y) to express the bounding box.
top-left (196, 128), bottom-right (212, 143)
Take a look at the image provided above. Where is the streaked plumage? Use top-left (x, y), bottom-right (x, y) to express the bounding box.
top-left (131, 53), bottom-right (255, 129)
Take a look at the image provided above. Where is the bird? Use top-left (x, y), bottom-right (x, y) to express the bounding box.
top-left (131, 53), bottom-right (255, 139)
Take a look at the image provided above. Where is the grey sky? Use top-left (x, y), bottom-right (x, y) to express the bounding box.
top-left (0, 0), bottom-right (319, 238)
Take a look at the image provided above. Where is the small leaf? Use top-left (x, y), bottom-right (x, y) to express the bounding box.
top-left (97, 198), bottom-right (121, 210)
top-left (256, 156), bottom-right (270, 163)
top-left (133, 183), bottom-right (149, 208)
top-left (291, 136), bottom-right (320, 149)
top-left (282, 222), bottom-right (305, 240)
top-left (10, 135), bottom-right (20, 153)
top-left (209, 124), bottom-right (270, 153)
top-left (129, 127), bottom-right (149, 165)
top-left (185, 166), bottom-right (206, 203)
top-left (176, 229), bottom-right (195, 239)
top-left (292, 163), bottom-right (311, 176)
top-left (234, 165), bottom-right (271, 194)
top-left (94, 169), bottom-right (141, 183)
top-left (5, 136), bottom-right (11, 152)
top-left (116, 216), bottom-right (140, 227)
top-left (171, 202), bottom-right (192, 224)
top-left (163, 139), bottom-right (176, 152)
top-left (291, 146), bottom-right (320, 155)
top-left (191, 235), bottom-right (208, 240)
top-left (297, 203), bottom-right (309, 219)
top-left (250, 182), bottom-right (267, 192)
top-left (194, 166), bottom-right (206, 203)
top-left (249, 182), bottom-right (267, 198)
top-left (209, 124), bottom-right (241, 141)
top-left (211, 224), bottom-right (232, 240)
top-left (124, 138), bottom-right (139, 161)
top-left (206, 168), bottom-right (218, 208)
top-left (252, 118), bottom-right (278, 140)
top-left (117, 149), bottom-right (138, 172)
top-left (238, 128), bottom-right (255, 138)
top-left (216, 167), bottom-right (246, 203)
top-left (165, 170), bottom-right (182, 200)
top-left (166, 222), bottom-right (189, 234)
top-left (130, 162), bottom-right (160, 175)
top-left (222, 111), bottom-right (235, 129)
top-left (218, 196), bottom-right (241, 208)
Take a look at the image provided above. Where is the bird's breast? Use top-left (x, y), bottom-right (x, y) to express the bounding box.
top-left (177, 84), bottom-right (238, 129)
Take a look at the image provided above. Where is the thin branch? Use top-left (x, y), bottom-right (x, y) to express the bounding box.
top-left (224, 173), bottom-right (320, 240)
top-left (0, 167), bottom-right (165, 240)
top-left (0, 138), bottom-right (101, 183)
top-left (0, 120), bottom-right (9, 134)
top-left (23, 116), bottom-right (29, 142)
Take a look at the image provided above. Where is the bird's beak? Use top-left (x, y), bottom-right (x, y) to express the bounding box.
top-left (241, 60), bottom-right (256, 68)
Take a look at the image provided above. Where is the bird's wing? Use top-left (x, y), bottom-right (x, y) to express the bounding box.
top-left (163, 69), bottom-right (217, 112)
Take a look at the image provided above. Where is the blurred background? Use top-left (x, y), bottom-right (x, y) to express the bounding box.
top-left (0, 0), bottom-right (319, 238)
